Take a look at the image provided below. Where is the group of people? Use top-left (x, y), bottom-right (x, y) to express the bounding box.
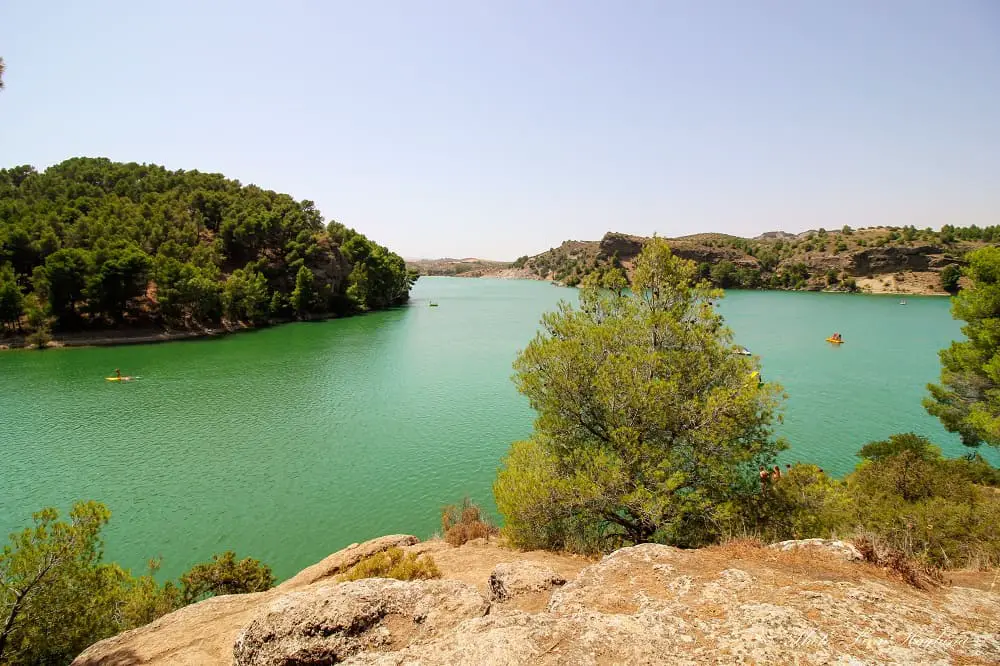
top-left (759, 464), bottom-right (786, 486)
top-left (829, 332), bottom-right (843, 342)
top-left (759, 462), bottom-right (825, 491)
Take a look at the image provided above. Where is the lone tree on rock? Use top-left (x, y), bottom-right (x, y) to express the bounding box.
top-left (494, 238), bottom-right (785, 552)
top-left (926, 247), bottom-right (1000, 448)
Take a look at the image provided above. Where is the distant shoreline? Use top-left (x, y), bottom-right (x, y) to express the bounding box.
top-left (420, 271), bottom-right (954, 297)
top-left (0, 313), bottom-right (350, 351)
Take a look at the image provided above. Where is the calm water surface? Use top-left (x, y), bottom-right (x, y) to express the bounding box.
top-left (1, 278), bottom-right (995, 579)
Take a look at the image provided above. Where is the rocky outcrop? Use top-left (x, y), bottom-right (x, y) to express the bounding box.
top-left (233, 579), bottom-right (489, 666)
top-left (74, 537), bottom-right (1000, 665)
top-left (277, 535), bottom-right (418, 591)
top-left (488, 561), bottom-right (566, 601)
top-left (597, 232), bottom-right (645, 262)
top-left (768, 538), bottom-right (863, 562)
top-left (849, 245), bottom-right (942, 276)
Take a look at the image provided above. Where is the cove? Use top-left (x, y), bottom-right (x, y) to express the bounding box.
top-left (1, 277), bottom-right (995, 581)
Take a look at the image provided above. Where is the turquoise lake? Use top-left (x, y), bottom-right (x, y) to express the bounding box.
top-left (1, 277), bottom-right (994, 580)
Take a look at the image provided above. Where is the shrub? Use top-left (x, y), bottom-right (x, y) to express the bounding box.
top-left (179, 551), bottom-right (274, 604)
top-left (940, 263), bottom-right (961, 293)
top-left (441, 498), bottom-right (499, 546)
top-left (340, 547), bottom-right (440, 581)
top-left (853, 533), bottom-right (944, 590)
top-left (847, 433), bottom-right (1000, 568)
top-left (733, 465), bottom-right (853, 542)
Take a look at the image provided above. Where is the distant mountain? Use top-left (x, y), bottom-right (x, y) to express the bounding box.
top-left (406, 257), bottom-right (512, 277)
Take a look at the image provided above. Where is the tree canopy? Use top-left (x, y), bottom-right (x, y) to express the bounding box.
top-left (494, 238), bottom-right (785, 552)
top-left (0, 501), bottom-right (273, 664)
top-left (925, 247), bottom-right (1000, 448)
top-left (0, 158), bottom-right (416, 335)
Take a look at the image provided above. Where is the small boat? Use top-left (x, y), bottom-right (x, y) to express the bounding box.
top-left (105, 376), bottom-right (136, 382)
top-left (899, 299), bottom-right (907, 305)
top-left (825, 337), bottom-right (845, 344)
top-left (429, 302), bottom-right (439, 307)
top-left (735, 347), bottom-right (752, 356)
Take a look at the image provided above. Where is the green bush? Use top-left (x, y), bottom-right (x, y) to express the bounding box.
top-left (0, 501), bottom-right (273, 664)
top-left (847, 434), bottom-right (1000, 568)
top-left (340, 548), bottom-right (440, 582)
top-left (940, 263), bottom-right (961, 293)
top-left (179, 551), bottom-right (274, 604)
top-left (734, 465), bottom-right (853, 542)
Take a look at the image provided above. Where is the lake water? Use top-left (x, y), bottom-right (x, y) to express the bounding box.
top-left (1, 278), bottom-right (995, 580)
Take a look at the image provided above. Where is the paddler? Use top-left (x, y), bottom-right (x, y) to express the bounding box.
top-left (115, 368), bottom-right (121, 380)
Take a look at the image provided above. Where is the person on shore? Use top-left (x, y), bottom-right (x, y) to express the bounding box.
top-left (771, 465), bottom-right (782, 481)
top-left (759, 466), bottom-right (770, 490)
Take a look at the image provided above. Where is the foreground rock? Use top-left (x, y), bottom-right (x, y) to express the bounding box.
top-left (234, 579), bottom-right (489, 666)
top-left (71, 535), bottom-right (420, 666)
top-left (75, 538), bottom-right (1000, 665)
top-left (768, 537), bottom-right (863, 562)
top-left (488, 561), bottom-right (566, 602)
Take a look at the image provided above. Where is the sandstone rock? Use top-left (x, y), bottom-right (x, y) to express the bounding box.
top-left (277, 534), bottom-right (418, 591)
top-left (850, 245), bottom-right (941, 276)
top-left (769, 538), bottom-right (863, 562)
top-left (75, 537), bottom-right (1000, 666)
top-left (71, 535), bottom-right (420, 666)
top-left (488, 561), bottom-right (566, 601)
top-left (233, 578), bottom-right (489, 666)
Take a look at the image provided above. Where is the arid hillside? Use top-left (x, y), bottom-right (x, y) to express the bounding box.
top-left (487, 226), bottom-right (991, 294)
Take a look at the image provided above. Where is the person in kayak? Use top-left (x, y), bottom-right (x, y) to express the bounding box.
top-left (115, 368), bottom-right (121, 380)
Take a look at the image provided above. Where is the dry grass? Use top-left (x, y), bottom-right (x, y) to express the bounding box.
top-left (853, 535), bottom-right (945, 591)
top-left (441, 498), bottom-right (500, 547)
top-left (339, 547), bottom-right (441, 582)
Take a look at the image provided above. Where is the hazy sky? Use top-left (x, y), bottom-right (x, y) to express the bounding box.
top-left (1, 1), bottom-right (998, 259)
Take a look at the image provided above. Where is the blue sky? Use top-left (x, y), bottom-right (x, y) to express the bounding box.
top-left (1, 1), bottom-right (998, 259)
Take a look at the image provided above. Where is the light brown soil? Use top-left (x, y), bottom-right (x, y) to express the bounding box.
top-left (856, 270), bottom-right (950, 295)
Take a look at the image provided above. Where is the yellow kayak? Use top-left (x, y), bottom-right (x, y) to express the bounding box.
top-left (825, 337), bottom-right (845, 344)
top-left (105, 376), bottom-right (135, 382)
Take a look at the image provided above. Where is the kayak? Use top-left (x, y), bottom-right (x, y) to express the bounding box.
top-left (825, 338), bottom-right (845, 344)
top-left (105, 376), bottom-right (136, 382)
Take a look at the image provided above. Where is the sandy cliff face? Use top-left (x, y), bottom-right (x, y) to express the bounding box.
top-left (72, 536), bottom-right (999, 665)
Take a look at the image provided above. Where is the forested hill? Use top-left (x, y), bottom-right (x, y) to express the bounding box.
top-left (0, 158), bottom-right (416, 339)
top-left (504, 228), bottom-right (994, 294)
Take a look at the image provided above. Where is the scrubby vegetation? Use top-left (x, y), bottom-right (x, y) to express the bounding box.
top-left (440, 498), bottom-right (499, 547)
top-left (495, 239), bottom-right (786, 553)
top-left (0, 501), bottom-right (272, 665)
top-left (740, 435), bottom-right (1000, 569)
top-left (179, 551), bottom-right (274, 604)
top-left (0, 158), bottom-right (416, 342)
top-left (339, 547), bottom-right (441, 582)
top-left (515, 226), bottom-right (998, 292)
top-left (496, 240), bottom-right (1000, 571)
